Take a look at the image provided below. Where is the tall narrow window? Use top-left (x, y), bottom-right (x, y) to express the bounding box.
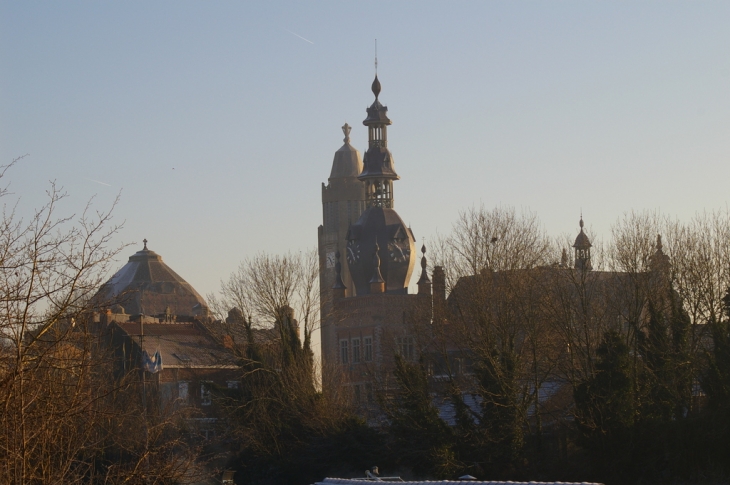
top-left (352, 338), bottom-right (361, 363)
top-left (340, 339), bottom-right (349, 365)
top-left (354, 385), bottom-right (361, 403)
top-left (363, 336), bottom-right (373, 362)
top-left (178, 381), bottom-right (189, 403)
top-left (201, 383), bottom-right (212, 406)
top-left (397, 336), bottom-right (415, 361)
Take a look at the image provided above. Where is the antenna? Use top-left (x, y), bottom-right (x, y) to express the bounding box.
top-left (375, 39), bottom-right (378, 74)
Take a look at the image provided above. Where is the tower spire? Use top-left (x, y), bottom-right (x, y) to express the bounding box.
top-left (417, 244), bottom-right (432, 295)
top-left (360, 65), bottom-right (398, 209)
top-left (374, 39), bottom-right (378, 75)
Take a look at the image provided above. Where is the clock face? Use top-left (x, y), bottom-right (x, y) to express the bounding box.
top-left (346, 240), bottom-right (360, 265)
top-left (388, 239), bottom-right (410, 263)
top-left (326, 251), bottom-right (336, 269)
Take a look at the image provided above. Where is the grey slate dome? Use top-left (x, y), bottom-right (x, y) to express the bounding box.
top-left (573, 217), bottom-right (592, 249)
top-left (96, 242), bottom-right (207, 318)
top-left (346, 207), bottom-right (416, 295)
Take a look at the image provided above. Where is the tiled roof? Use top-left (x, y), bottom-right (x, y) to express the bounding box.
top-left (116, 322), bottom-right (237, 369)
top-left (96, 246), bottom-right (207, 317)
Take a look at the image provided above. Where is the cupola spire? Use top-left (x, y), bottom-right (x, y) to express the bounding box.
top-left (573, 215), bottom-right (592, 271)
top-left (360, 69), bottom-right (399, 209)
top-left (417, 244), bottom-right (432, 295)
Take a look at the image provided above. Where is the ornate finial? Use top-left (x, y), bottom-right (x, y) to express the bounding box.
top-left (656, 234), bottom-right (663, 250)
top-left (342, 123), bottom-right (351, 144)
top-left (371, 40), bottom-right (381, 99)
top-left (143, 238), bottom-right (148, 250)
top-left (371, 75), bottom-right (381, 99)
top-left (417, 243), bottom-right (431, 288)
top-left (579, 216), bottom-right (584, 229)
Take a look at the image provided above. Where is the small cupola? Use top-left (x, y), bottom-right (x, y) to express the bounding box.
top-left (573, 216), bottom-right (592, 271)
top-left (360, 74), bottom-right (399, 209)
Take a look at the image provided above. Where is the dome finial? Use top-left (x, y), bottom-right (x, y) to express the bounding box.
top-left (417, 242), bottom-right (431, 291)
top-left (143, 238), bottom-right (148, 250)
top-left (371, 75), bottom-right (381, 99)
top-left (342, 123), bottom-right (351, 144)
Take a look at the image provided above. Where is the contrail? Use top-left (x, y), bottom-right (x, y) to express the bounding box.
top-left (85, 177), bottom-right (111, 187)
top-left (283, 28), bottom-right (314, 44)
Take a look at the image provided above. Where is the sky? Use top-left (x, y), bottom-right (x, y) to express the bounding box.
top-left (2, 1), bottom-right (730, 303)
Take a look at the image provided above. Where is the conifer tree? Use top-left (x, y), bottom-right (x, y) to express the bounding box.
top-left (384, 355), bottom-right (456, 478)
top-left (574, 331), bottom-right (634, 472)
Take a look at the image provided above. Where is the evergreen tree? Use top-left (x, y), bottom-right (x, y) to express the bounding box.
top-left (384, 355), bottom-right (456, 478)
top-left (574, 331), bottom-right (634, 474)
top-left (698, 289), bottom-right (730, 473)
top-left (641, 300), bottom-right (675, 423)
top-left (475, 345), bottom-right (523, 474)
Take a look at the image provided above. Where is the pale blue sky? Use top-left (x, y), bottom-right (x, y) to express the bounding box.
top-left (2, 1), bottom-right (729, 300)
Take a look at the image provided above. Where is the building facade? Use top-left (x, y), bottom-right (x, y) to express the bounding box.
top-left (95, 242), bottom-right (239, 425)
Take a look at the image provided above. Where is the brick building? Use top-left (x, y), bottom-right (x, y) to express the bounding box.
top-left (96, 242), bottom-right (239, 424)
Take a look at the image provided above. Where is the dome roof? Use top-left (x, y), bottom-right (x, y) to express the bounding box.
top-left (96, 243), bottom-right (207, 317)
top-left (359, 146), bottom-right (398, 180)
top-left (345, 206), bottom-right (416, 295)
top-left (573, 231), bottom-right (591, 249)
top-left (573, 218), bottom-right (592, 249)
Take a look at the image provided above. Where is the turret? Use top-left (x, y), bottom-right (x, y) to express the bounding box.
top-left (573, 216), bottom-right (592, 271)
top-left (359, 75), bottom-right (399, 209)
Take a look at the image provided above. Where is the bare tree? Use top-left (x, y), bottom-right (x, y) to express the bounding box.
top-left (212, 249), bottom-right (320, 359)
top-left (0, 158), bottom-right (125, 483)
top-left (428, 205), bottom-right (558, 469)
top-left (431, 205), bottom-right (554, 292)
top-left (0, 159), bottom-right (209, 484)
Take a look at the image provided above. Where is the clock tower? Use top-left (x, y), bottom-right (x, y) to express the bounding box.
top-left (319, 70), bottom-right (431, 399)
top-left (345, 74), bottom-right (416, 295)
